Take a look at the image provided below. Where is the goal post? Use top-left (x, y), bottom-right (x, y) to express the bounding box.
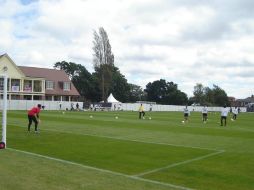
top-left (0, 74), bottom-right (8, 149)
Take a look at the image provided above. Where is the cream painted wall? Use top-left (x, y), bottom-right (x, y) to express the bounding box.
top-left (0, 55), bottom-right (25, 78)
top-left (0, 54), bottom-right (45, 94)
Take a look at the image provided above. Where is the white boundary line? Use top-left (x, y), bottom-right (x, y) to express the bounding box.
top-left (134, 150), bottom-right (225, 177)
top-left (7, 148), bottom-right (193, 190)
top-left (32, 126), bottom-right (222, 152)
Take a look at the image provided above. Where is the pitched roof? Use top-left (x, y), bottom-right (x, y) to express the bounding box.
top-left (237, 96), bottom-right (254, 103)
top-left (19, 66), bottom-right (80, 96)
top-left (0, 53), bottom-right (26, 77)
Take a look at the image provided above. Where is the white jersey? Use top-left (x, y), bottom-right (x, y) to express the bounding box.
top-left (202, 107), bottom-right (208, 114)
top-left (221, 107), bottom-right (229, 117)
top-left (233, 108), bottom-right (238, 115)
top-left (184, 108), bottom-right (189, 114)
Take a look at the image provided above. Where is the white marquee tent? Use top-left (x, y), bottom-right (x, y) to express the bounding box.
top-left (107, 93), bottom-right (120, 103)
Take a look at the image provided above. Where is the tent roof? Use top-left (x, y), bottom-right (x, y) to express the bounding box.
top-left (107, 93), bottom-right (120, 103)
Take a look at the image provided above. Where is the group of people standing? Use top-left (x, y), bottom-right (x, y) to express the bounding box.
top-left (183, 105), bottom-right (240, 126)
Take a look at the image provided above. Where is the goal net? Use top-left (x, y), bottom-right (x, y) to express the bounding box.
top-left (0, 74), bottom-right (8, 149)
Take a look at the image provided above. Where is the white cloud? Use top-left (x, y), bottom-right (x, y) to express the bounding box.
top-left (0, 0), bottom-right (254, 98)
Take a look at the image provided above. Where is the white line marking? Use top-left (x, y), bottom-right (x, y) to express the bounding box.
top-left (7, 148), bottom-right (193, 190)
top-left (134, 150), bottom-right (225, 177)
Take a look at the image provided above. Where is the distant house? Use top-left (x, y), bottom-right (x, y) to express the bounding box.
top-left (236, 95), bottom-right (254, 107)
top-left (0, 53), bottom-right (80, 101)
top-left (228, 96), bottom-right (237, 107)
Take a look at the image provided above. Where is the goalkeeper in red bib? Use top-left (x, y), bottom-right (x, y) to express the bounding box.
top-left (28, 104), bottom-right (42, 133)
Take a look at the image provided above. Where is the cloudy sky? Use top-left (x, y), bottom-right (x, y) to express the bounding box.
top-left (1, 0), bottom-right (254, 98)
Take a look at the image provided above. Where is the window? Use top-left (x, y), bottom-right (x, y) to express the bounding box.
top-left (11, 79), bottom-right (20, 92)
top-left (24, 80), bottom-right (32, 92)
top-left (63, 82), bottom-right (70, 91)
top-left (46, 81), bottom-right (54, 90)
top-left (0, 78), bottom-right (3, 91)
top-left (34, 80), bottom-right (42, 92)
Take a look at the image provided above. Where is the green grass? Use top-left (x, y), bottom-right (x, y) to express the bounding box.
top-left (0, 110), bottom-right (254, 190)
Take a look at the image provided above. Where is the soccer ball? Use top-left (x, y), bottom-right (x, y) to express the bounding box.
top-left (115, 116), bottom-right (118, 119)
top-left (62, 112), bottom-right (65, 114)
top-left (149, 117), bottom-right (152, 120)
top-left (182, 120), bottom-right (185, 123)
top-left (90, 115), bottom-right (93, 118)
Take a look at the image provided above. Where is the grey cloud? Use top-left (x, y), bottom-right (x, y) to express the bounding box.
top-left (120, 54), bottom-right (165, 62)
top-left (229, 69), bottom-right (254, 78)
top-left (194, 60), bottom-right (254, 69)
top-left (125, 67), bottom-right (162, 76)
top-left (172, 0), bottom-right (254, 42)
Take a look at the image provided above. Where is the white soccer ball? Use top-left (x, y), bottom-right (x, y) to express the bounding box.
top-left (62, 112), bottom-right (65, 114)
top-left (90, 115), bottom-right (93, 118)
top-left (149, 117), bottom-right (152, 120)
top-left (182, 120), bottom-right (185, 123)
top-left (115, 116), bottom-right (118, 119)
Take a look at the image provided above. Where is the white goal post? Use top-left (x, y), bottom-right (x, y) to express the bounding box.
top-left (0, 74), bottom-right (8, 149)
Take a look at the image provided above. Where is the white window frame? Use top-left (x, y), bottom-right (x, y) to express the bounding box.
top-left (46, 81), bottom-right (54, 90)
top-left (63, 82), bottom-right (70, 91)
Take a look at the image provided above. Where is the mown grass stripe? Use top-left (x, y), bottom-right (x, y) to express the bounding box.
top-left (134, 150), bottom-right (225, 177)
top-left (8, 122), bottom-right (221, 152)
top-left (7, 148), bottom-right (193, 190)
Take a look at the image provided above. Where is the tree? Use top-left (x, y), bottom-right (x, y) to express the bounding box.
top-left (92, 27), bottom-right (114, 102)
top-left (54, 61), bottom-right (100, 102)
top-left (110, 66), bottom-right (130, 102)
top-left (212, 85), bottom-right (230, 106)
top-left (192, 84), bottom-right (230, 106)
top-left (54, 61), bottom-right (84, 79)
top-left (128, 84), bottom-right (146, 102)
top-left (145, 79), bottom-right (188, 105)
top-left (204, 87), bottom-right (214, 106)
top-left (193, 83), bottom-right (205, 105)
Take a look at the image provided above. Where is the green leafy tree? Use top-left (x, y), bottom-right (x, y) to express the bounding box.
top-left (212, 85), bottom-right (230, 106)
top-left (128, 84), bottom-right (146, 102)
top-left (110, 66), bottom-right (130, 102)
top-left (92, 27), bottom-right (114, 102)
top-left (54, 61), bottom-right (100, 102)
top-left (191, 84), bottom-right (229, 106)
top-left (145, 79), bottom-right (188, 105)
top-left (193, 83), bottom-right (205, 105)
top-left (54, 61), bottom-right (84, 79)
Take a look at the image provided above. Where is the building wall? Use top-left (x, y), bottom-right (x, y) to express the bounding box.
top-left (0, 55), bottom-right (76, 101)
top-left (0, 56), bottom-right (24, 78)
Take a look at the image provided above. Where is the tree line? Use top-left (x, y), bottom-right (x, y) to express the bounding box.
top-left (54, 27), bottom-right (229, 106)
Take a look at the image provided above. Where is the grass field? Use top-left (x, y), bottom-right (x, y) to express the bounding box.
top-left (0, 110), bottom-right (254, 190)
